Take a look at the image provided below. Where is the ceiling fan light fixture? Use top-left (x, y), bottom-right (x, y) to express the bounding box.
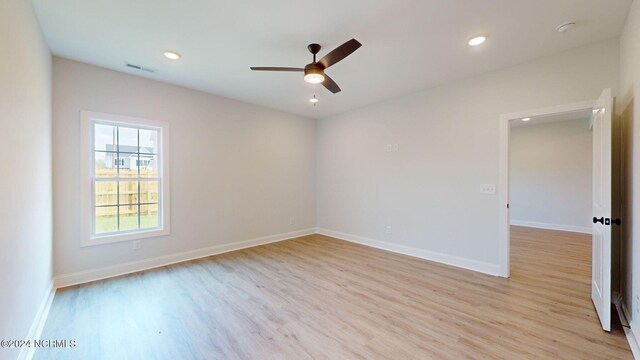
top-left (304, 72), bottom-right (325, 84)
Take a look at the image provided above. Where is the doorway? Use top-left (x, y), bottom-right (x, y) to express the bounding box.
top-left (497, 91), bottom-right (616, 332)
top-left (498, 100), bottom-right (596, 278)
top-left (509, 111), bottom-right (593, 234)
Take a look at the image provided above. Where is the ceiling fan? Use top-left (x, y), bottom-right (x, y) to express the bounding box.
top-left (250, 38), bottom-right (362, 94)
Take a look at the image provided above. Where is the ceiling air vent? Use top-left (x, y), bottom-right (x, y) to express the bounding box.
top-left (125, 63), bottom-right (155, 73)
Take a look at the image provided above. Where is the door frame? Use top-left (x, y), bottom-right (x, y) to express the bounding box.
top-left (498, 100), bottom-right (595, 278)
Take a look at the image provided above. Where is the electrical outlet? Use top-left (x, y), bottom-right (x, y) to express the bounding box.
top-left (289, 217), bottom-right (295, 225)
top-left (480, 184), bottom-right (496, 195)
top-left (133, 240), bottom-right (142, 250)
top-left (385, 225), bottom-right (392, 234)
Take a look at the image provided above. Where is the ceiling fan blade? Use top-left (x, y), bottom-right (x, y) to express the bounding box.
top-left (250, 67), bottom-right (304, 72)
top-left (318, 39), bottom-right (362, 69)
top-left (322, 74), bottom-right (341, 93)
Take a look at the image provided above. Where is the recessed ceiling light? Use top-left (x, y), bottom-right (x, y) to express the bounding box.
top-left (556, 22), bottom-right (577, 33)
top-left (522, 118), bottom-right (531, 122)
top-left (309, 95), bottom-right (319, 104)
top-left (163, 51), bottom-right (181, 60)
top-left (468, 36), bottom-right (487, 47)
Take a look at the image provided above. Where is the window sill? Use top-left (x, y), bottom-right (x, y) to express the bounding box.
top-left (81, 228), bottom-right (170, 247)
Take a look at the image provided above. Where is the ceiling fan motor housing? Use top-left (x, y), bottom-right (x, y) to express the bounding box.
top-left (305, 63), bottom-right (324, 74)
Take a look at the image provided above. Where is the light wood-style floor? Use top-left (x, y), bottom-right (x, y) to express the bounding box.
top-left (35, 227), bottom-right (631, 359)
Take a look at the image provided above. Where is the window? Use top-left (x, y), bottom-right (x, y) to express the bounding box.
top-left (136, 159), bottom-right (151, 167)
top-left (80, 111), bottom-right (170, 246)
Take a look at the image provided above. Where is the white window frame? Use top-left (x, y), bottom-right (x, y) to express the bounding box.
top-left (80, 111), bottom-right (170, 247)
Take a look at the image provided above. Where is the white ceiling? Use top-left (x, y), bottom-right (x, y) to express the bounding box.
top-left (32, 0), bottom-right (632, 119)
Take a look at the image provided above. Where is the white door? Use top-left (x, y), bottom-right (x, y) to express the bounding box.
top-left (591, 88), bottom-right (613, 332)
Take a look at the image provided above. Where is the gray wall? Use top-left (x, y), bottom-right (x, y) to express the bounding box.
top-left (509, 118), bottom-right (592, 233)
top-left (0, 1), bottom-right (53, 359)
top-left (316, 39), bottom-right (618, 275)
top-left (619, 0), bottom-right (640, 340)
top-left (52, 58), bottom-right (317, 276)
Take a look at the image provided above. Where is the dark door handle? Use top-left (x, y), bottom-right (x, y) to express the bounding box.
top-left (593, 217), bottom-right (622, 226)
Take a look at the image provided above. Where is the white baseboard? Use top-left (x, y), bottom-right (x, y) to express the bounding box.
top-left (17, 281), bottom-right (56, 360)
top-left (54, 228), bottom-right (316, 288)
top-left (316, 228), bottom-right (500, 276)
top-left (628, 319), bottom-right (640, 360)
top-left (614, 296), bottom-right (640, 359)
top-left (510, 220), bottom-right (591, 234)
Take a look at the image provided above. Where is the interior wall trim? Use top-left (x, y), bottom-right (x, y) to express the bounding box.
top-left (17, 281), bottom-right (56, 360)
top-left (54, 228), bottom-right (316, 289)
top-left (316, 228), bottom-right (500, 276)
top-left (510, 220), bottom-right (592, 234)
